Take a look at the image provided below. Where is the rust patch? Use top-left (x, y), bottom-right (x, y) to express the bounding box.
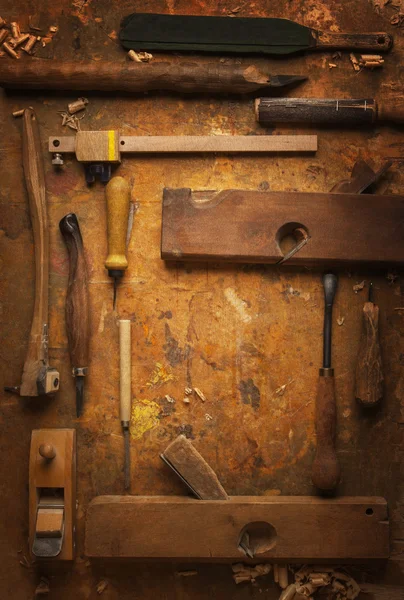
top-left (238, 378), bottom-right (261, 410)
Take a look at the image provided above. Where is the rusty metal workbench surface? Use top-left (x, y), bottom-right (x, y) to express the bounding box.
top-left (0, 0), bottom-right (403, 598)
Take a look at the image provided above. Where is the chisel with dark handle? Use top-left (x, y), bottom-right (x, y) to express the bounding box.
top-left (312, 274), bottom-right (341, 492)
top-left (59, 213), bottom-right (90, 418)
top-left (120, 14), bottom-right (393, 55)
top-left (256, 97), bottom-right (404, 126)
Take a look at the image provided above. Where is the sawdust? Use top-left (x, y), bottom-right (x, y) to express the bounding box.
top-left (224, 287), bottom-right (252, 323)
top-left (146, 362), bottom-right (174, 387)
top-left (130, 399), bottom-right (161, 440)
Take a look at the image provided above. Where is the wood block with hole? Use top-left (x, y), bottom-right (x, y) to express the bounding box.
top-left (161, 188), bottom-right (404, 266)
top-left (85, 496), bottom-right (389, 561)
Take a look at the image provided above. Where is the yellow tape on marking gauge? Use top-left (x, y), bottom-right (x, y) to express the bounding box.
top-left (108, 130), bottom-right (116, 161)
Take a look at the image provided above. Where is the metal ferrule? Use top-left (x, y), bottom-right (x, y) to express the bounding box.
top-left (319, 367), bottom-right (334, 377)
top-left (73, 367), bottom-right (87, 377)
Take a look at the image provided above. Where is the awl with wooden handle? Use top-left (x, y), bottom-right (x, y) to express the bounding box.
top-left (59, 214), bottom-right (90, 418)
top-left (119, 319), bottom-right (132, 490)
top-left (312, 273), bottom-right (341, 492)
top-left (256, 97), bottom-right (404, 126)
top-left (355, 283), bottom-right (383, 406)
top-left (105, 177), bottom-right (131, 310)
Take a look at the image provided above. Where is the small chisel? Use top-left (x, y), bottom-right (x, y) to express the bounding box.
top-left (119, 319), bottom-right (132, 490)
top-left (355, 283), bottom-right (383, 406)
top-left (59, 214), bottom-right (90, 417)
top-left (105, 177), bottom-right (131, 310)
top-left (312, 273), bottom-right (341, 492)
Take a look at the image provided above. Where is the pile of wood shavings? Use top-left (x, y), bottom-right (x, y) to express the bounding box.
top-left (0, 16), bottom-right (57, 59)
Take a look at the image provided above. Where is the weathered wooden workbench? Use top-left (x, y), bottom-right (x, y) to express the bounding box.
top-left (0, 0), bottom-right (403, 597)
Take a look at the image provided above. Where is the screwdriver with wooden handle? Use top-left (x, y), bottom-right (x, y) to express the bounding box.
top-left (105, 177), bottom-right (131, 309)
top-left (59, 213), bottom-right (90, 417)
top-left (119, 319), bottom-right (132, 490)
top-left (312, 273), bottom-right (341, 492)
top-left (355, 283), bottom-right (383, 406)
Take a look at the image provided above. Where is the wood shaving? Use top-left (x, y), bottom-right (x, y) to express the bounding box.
top-left (128, 49), bottom-right (153, 62)
top-left (350, 53), bottom-right (360, 71)
top-left (184, 387), bottom-right (193, 395)
top-left (328, 63), bottom-right (337, 68)
top-left (391, 12), bottom-right (404, 25)
top-left (337, 316), bottom-right (345, 326)
top-left (49, 25), bottom-right (58, 33)
top-left (232, 563), bottom-right (272, 584)
top-left (183, 397), bottom-right (190, 404)
top-left (12, 109), bottom-right (24, 117)
top-left (34, 577), bottom-right (50, 597)
top-left (165, 394), bottom-right (175, 403)
top-left (96, 580), bottom-right (108, 595)
top-left (194, 387), bottom-right (207, 402)
top-left (205, 413), bottom-right (213, 421)
top-left (353, 280), bottom-right (365, 293)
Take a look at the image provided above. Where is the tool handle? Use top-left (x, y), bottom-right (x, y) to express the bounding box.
top-left (59, 214), bottom-right (90, 372)
top-left (19, 108), bottom-right (50, 396)
top-left (0, 60), bottom-right (278, 95)
top-left (119, 320), bottom-right (132, 423)
top-left (378, 97), bottom-right (404, 124)
top-left (105, 177), bottom-right (131, 273)
top-left (355, 302), bottom-right (383, 406)
top-left (315, 30), bottom-right (392, 52)
top-left (312, 372), bottom-right (340, 491)
top-left (255, 98), bottom-right (377, 126)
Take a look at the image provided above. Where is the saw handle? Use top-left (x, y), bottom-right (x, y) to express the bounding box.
top-left (315, 30), bottom-right (393, 52)
top-left (119, 320), bottom-right (132, 424)
top-left (312, 371), bottom-right (341, 492)
top-left (105, 177), bottom-right (131, 274)
top-left (59, 214), bottom-right (90, 376)
top-left (355, 302), bottom-right (383, 406)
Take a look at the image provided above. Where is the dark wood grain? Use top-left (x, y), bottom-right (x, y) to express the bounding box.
top-left (161, 188), bottom-right (404, 266)
top-left (85, 495), bottom-right (389, 560)
top-left (355, 302), bottom-right (383, 406)
top-left (59, 214), bottom-right (90, 376)
top-left (0, 60), bottom-right (287, 95)
top-left (311, 374), bottom-right (340, 491)
top-left (256, 97), bottom-right (404, 125)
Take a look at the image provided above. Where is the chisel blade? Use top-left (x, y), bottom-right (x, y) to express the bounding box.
top-left (76, 376), bottom-right (84, 418)
top-left (269, 74), bottom-right (307, 88)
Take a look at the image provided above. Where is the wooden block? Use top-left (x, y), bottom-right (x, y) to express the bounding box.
top-left (161, 188), bottom-right (404, 266)
top-left (36, 508), bottom-right (64, 538)
top-left (85, 496), bottom-right (389, 561)
top-left (161, 434), bottom-right (229, 500)
top-left (75, 130), bottom-right (120, 163)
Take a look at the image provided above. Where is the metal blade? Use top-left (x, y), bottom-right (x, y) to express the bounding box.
top-left (270, 74), bottom-right (307, 88)
top-left (76, 376), bottom-right (84, 418)
top-left (124, 428), bottom-right (130, 490)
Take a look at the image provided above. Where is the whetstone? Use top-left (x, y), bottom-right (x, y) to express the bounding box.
top-left (161, 435), bottom-right (228, 500)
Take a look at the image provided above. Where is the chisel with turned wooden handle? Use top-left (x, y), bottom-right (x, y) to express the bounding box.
top-left (312, 273), bottom-right (341, 492)
top-left (105, 177), bottom-right (131, 310)
top-left (355, 283), bottom-right (383, 407)
top-left (119, 319), bottom-right (132, 490)
top-left (256, 97), bottom-right (404, 126)
top-left (59, 214), bottom-right (90, 418)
